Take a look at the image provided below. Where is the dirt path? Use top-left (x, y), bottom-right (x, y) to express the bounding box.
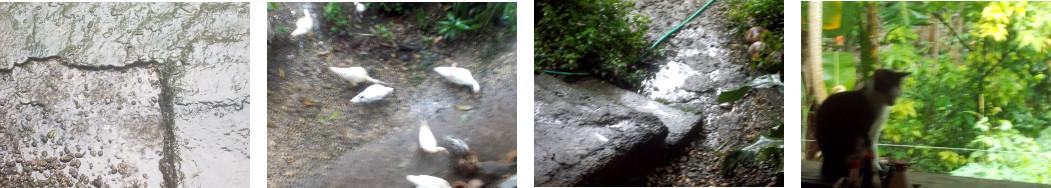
top-left (632, 0), bottom-right (784, 186)
top-left (266, 3), bottom-right (517, 187)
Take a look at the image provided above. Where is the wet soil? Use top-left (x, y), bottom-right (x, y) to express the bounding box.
top-left (630, 0), bottom-right (784, 186)
top-left (266, 2), bottom-right (517, 187)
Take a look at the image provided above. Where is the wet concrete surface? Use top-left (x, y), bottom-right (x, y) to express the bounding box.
top-left (0, 2), bottom-right (250, 187)
top-left (533, 74), bottom-right (670, 186)
top-left (632, 0), bottom-right (784, 186)
top-left (266, 2), bottom-right (517, 187)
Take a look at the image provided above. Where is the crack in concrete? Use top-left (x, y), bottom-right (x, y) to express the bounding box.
top-left (156, 60), bottom-right (180, 188)
top-left (2, 56), bottom-right (169, 72)
top-left (174, 97), bottom-right (249, 111)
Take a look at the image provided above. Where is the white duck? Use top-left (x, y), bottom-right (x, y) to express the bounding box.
top-left (419, 120), bottom-right (447, 154)
top-left (329, 67), bottom-right (386, 87)
top-left (350, 84), bottom-right (394, 103)
top-left (433, 67), bottom-right (480, 94)
top-left (290, 9), bottom-right (315, 37)
top-left (405, 175), bottom-right (452, 188)
top-left (353, 2), bottom-right (366, 18)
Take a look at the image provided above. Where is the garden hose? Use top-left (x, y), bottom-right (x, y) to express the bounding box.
top-left (540, 70), bottom-right (590, 76)
top-left (649, 0), bottom-right (717, 50)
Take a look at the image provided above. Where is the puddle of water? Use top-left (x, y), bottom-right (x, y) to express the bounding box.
top-left (641, 60), bottom-right (700, 102)
top-left (172, 63), bottom-right (251, 187)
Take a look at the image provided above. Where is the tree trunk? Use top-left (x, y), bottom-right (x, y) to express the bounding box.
top-left (804, 1), bottom-right (826, 161)
top-left (859, 2), bottom-right (880, 78)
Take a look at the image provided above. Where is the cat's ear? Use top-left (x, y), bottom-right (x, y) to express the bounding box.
top-left (894, 71), bottom-right (912, 78)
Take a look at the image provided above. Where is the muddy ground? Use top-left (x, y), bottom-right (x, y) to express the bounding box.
top-left (631, 0), bottom-right (784, 186)
top-left (266, 3), bottom-right (517, 187)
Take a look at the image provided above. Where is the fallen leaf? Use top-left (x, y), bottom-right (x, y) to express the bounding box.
top-left (433, 35), bottom-right (443, 45)
top-left (301, 99), bottom-right (316, 107)
top-left (454, 105), bottom-right (473, 111)
top-left (267, 122), bottom-right (276, 128)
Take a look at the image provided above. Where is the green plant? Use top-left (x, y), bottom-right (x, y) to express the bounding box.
top-left (415, 11), bottom-right (431, 31)
top-left (436, 12), bottom-right (477, 40)
top-left (718, 74), bottom-right (784, 103)
top-left (949, 118), bottom-right (1051, 184)
top-left (449, 2), bottom-right (515, 31)
top-left (503, 3), bottom-right (517, 32)
top-left (722, 124), bottom-right (784, 176)
top-left (371, 21), bottom-right (396, 44)
top-left (368, 2), bottom-right (415, 16)
top-left (655, 98), bottom-right (670, 104)
top-left (267, 2), bottom-right (278, 10)
top-left (535, 0), bottom-right (653, 88)
top-left (728, 0), bottom-right (784, 73)
top-left (324, 2), bottom-right (350, 32)
top-left (276, 26), bottom-right (290, 33)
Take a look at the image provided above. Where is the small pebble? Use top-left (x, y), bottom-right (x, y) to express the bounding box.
top-left (60, 154), bottom-right (73, 162)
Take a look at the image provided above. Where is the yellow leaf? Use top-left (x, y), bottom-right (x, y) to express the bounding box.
top-left (822, 2), bottom-right (843, 30)
top-left (910, 130), bottom-right (922, 137)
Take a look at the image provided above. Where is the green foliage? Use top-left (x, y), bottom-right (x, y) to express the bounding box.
top-left (369, 2), bottom-right (415, 16)
top-left (415, 11), bottom-right (431, 31)
top-left (276, 26), bottom-right (290, 33)
top-left (267, 2), bottom-right (277, 10)
top-left (950, 118), bottom-right (1051, 184)
top-left (719, 74), bottom-right (784, 103)
top-left (821, 52), bottom-right (856, 91)
top-left (535, 0), bottom-right (653, 88)
top-left (330, 110), bottom-right (341, 121)
top-left (728, 0), bottom-right (784, 33)
top-left (437, 2), bottom-right (517, 40)
top-left (655, 98), bottom-right (670, 104)
top-left (880, 2), bottom-right (930, 29)
top-left (324, 3), bottom-right (350, 32)
top-left (722, 124), bottom-right (785, 176)
top-left (719, 86), bottom-right (753, 103)
top-left (729, 0), bottom-right (785, 73)
top-left (371, 21), bottom-right (396, 44)
top-left (436, 12), bottom-right (477, 40)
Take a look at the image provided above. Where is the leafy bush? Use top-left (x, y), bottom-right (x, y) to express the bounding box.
top-left (535, 0), bottom-right (653, 88)
top-left (371, 21), bottom-right (396, 44)
top-left (368, 2), bottom-right (415, 16)
top-left (436, 12), bottom-right (476, 40)
top-left (324, 3), bottom-right (350, 32)
top-left (449, 3), bottom-right (515, 31)
top-left (423, 3), bottom-right (516, 41)
top-left (728, 0), bottom-right (784, 73)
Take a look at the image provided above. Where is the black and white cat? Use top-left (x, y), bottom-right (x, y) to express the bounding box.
top-left (816, 69), bottom-right (911, 179)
